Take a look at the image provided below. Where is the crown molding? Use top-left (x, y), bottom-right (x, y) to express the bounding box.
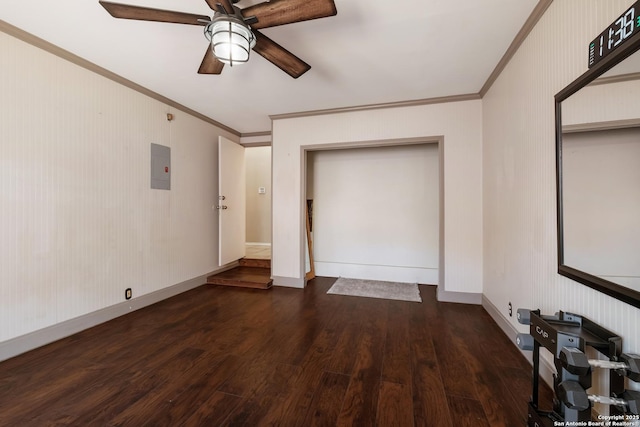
top-left (270, 93), bottom-right (481, 121)
top-left (240, 130), bottom-right (272, 138)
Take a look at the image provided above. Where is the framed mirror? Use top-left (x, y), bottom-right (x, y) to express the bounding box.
top-left (556, 25), bottom-right (640, 309)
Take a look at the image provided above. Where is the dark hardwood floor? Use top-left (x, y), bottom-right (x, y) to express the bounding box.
top-left (0, 277), bottom-right (549, 426)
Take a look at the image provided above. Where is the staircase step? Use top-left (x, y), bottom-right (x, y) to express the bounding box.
top-left (239, 258), bottom-right (271, 268)
top-left (207, 266), bottom-right (272, 290)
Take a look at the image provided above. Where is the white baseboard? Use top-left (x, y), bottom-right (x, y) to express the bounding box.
top-left (481, 294), bottom-right (556, 390)
top-left (0, 265), bottom-right (236, 363)
top-left (436, 287), bottom-right (482, 305)
top-left (245, 242), bottom-right (271, 246)
top-left (272, 276), bottom-right (305, 288)
top-left (314, 261), bottom-right (438, 284)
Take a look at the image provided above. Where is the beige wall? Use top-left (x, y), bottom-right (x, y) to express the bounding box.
top-left (482, 0), bottom-right (640, 363)
top-left (0, 31), bottom-right (234, 345)
top-left (272, 100), bottom-right (483, 296)
top-left (245, 146), bottom-right (271, 244)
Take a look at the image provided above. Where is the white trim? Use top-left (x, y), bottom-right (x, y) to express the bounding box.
top-left (245, 242), bottom-right (272, 247)
top-left (314, 262), bottom-right (437, 285)
top-left (272, 276), bottom-right (305, 288)
top-left (0, 267), bottom-right (234, 363)
top-left (436, 288), bottom-right (482, 305)
top-left (302, 136), bottom-right (444, 290)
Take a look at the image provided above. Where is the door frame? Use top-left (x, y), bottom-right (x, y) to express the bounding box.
top-left (301, 136), bottom-right (444, 290)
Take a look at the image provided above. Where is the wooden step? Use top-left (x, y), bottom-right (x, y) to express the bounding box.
top-left (239, 258), bottom-right (271, 268)
top-left (206, 266), bottom-right (272, 290)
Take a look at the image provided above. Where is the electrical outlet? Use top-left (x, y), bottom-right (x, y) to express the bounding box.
top-left (125, 288), bottom-right (132, 300)
top-left (508, 302), bottom-right (513, 317)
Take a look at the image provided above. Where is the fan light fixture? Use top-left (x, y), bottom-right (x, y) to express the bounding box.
top-left (99, 0), bottom-right (337, 78)
top-left (204, 16), bottom-right (255, 66)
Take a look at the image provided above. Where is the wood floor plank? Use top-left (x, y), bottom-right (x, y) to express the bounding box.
top-left (221, 394), bottom-right (287, 426)
top-left (74, 347), bottom-right (208, 426)
top-left (409, 303), bottom-right (454, 427)
top-left (325, 320), bottom-right (362, 375)
top-left (446, 395), bottom-right (491, 427)
top-left (336, 375), bottom-right (380, 427)
top-left (105, 351), bottom-right (235, 426)
top-left (217, 357), bottom-right (278, 398)
top-left (0, 364), bottom-right (105, 421)
top-left (376, 381), bottom-right (414, 427)
top-left (252, 362), bottom-right (303, 399)
top-left (335, 302), bottom-right (387, 426)
top-left (431, 324), bottom-right (478, 399)
top-left (302, 371), bottom-right (351, 426)
top-left (380, 300), bottom-right (412, 385)
top-left (0, 280), bottom-right (550, 426)
top-left (180, 391), bottom-right (244, 427)
top-left (271, 294), bottom-right (353, 425)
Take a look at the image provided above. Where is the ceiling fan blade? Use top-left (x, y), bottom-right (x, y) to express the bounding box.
top-left (99, 1), bottom-right (210, 25)
top-left (243, 0), bottom-right (337, 29)
top-left (204, 0), bottom-right (235, 15)
top-left (252, 30), bottom-right (310, 78)
top-left (198, 47), bottom-right (225, 74)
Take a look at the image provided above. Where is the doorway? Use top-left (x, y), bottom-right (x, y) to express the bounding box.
top-left (208, 142), bottom-right (272, 289)
top-left (305, 142), bottom-right (440, 284)
top-left (245, 146), bottom-right (272, 261)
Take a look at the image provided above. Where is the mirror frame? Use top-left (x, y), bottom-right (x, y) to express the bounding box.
top-left (556, 33), bottom-right (640, 309)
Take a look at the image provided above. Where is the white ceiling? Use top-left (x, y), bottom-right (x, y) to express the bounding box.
top-left (1, 0), bottom-right (539, 134)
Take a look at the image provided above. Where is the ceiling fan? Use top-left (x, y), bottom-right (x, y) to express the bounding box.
top-left (99, 0), bottom-right (337, 78)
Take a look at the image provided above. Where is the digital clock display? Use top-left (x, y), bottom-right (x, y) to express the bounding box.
top-left (588, 0), bottom-right (640, 68)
